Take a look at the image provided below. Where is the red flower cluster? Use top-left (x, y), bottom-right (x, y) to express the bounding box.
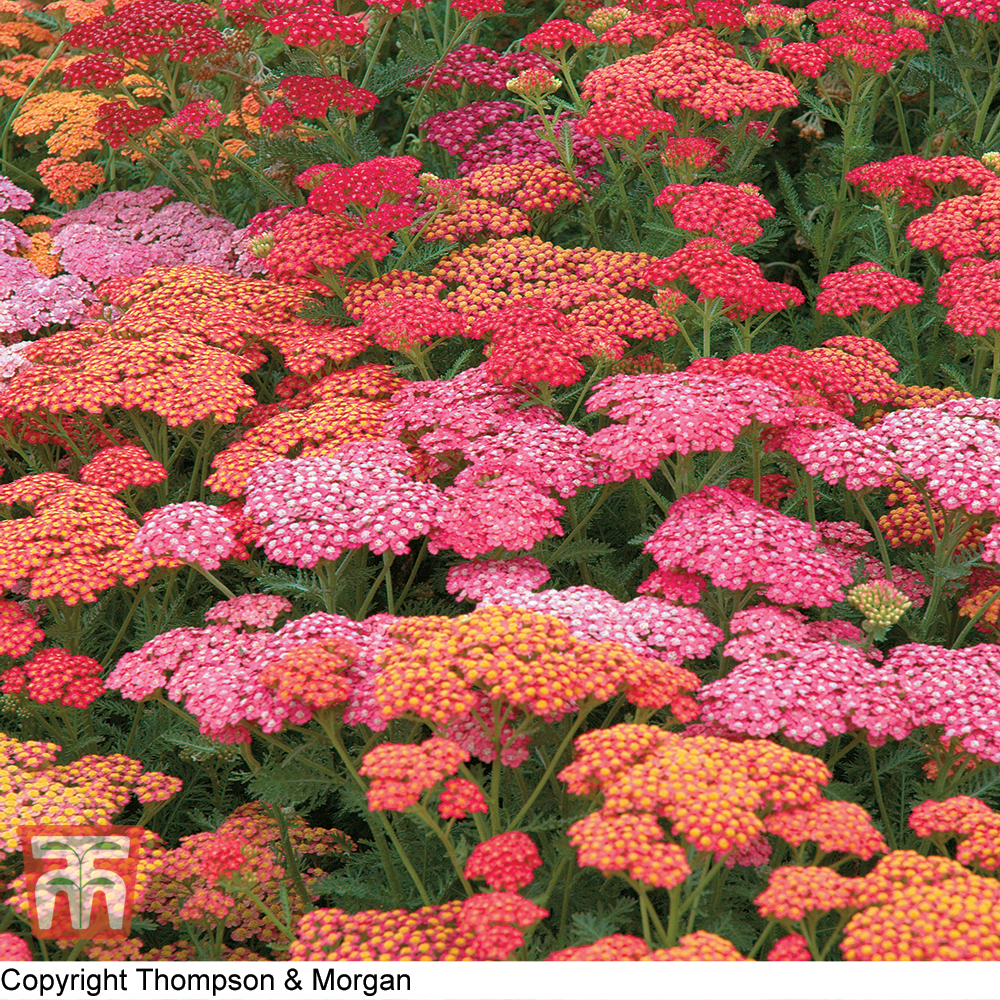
top-left (654, 182), bottom-right (776, 243)
top-left (95, 102), bottom-right (166, 149)
top-left (645, 237), bottom-right (804, 320)
top-left (816, 262), bottom-right (924, 316)
top-left (0, 647), bottom-right (105, 709)
top-left (846, 154), bottom-right (997, 208)
top-left (464, 832), bottom-right (542, 890)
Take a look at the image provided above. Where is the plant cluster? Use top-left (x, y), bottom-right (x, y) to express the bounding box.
top-left (1, 0), bottom-right (1000, 965)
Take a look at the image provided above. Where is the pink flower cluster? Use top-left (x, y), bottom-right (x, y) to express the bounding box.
top-left (135, 502), bottom-right (239, 571)
top-left (694, 607), bottom-right (911, 746)
top-left (0, 255), bottom-right (95, 336)
top-left (50, 187), bottom-right (238, 284)
top-left (244, 440), bottom-right (442, 568)
top-left (476, 585), bottom-right (723, 664)
top-left (585, 372), bottom-right (795, 481)
top-left (446, 557), bottom-right (551, 602)
top-left (641, 487), bottom-right (856, 607)
top-left (108, 600), bottom-right (397, 740)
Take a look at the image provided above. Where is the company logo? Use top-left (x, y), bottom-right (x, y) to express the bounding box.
top-left (20, 826), bottom-right (142, 939)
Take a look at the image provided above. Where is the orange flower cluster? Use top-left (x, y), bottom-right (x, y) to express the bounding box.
top-left (909, 796), bottom-right (1000, 871)
top-left (547, 930), bottom-right (748, 960)
top-left (465, 161), bottom-right (582, 214)
top-left (1, 327), bottom-right (258, 428)
top-left (0, 732), bottom-right (177, 859)
top-left (580, 26), bottom-right (799, 135)
top-left (291, 892), bottom-right (547, 961)
top-left (0, 0), bottom-right (56, 48)
top-left (100, 263), bottom-right (352, 372)
top-left (259, 640), bottom-right (357, 712)
top-left (758, 850), bottom-right (1000, 959)
top-left (560, 724), bottom-right (831, 886)
top-left (0, 474), bottom-right (169, 603)
top-left (373, 606), bottom-right (699, 726)
top-left (141, 803), bottom-right (351, 944)
top-left (843, 851), bottom-right (1000, 960)
top-left (360, 737), bottom-right (469, 811)
top-left (35, 158), bottom-right (104, 205)
top-left (880, 477), bottom-right (984, 551)
top-left (291, 900), bottom-right (477, 961)
top-left (205, 365), bottom-right (402, 497)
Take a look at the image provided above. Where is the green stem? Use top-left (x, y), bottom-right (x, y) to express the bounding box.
top-left (866, 741), bottom-right (898, 851)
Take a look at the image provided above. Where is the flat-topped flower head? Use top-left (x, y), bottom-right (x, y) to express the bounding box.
top-left (1, 647), bottom-right (105, 709)
top-left (360, 737), bottom-right (469, 811)
top-left (756, 865), bottom-right (856, 921)
top-left (437, 777), bottom-right (488, 820)
top-left (764, 800), bottom-right (888, 859)
top-left (694, 606), bottom-right (913, 747)
top-left (641, 487), bottom-right (856, 607)
top-left (648, 931), bottom-right (748, 961)
top-left (840, 850), bottom-right (1000, 960)
top-left (817, 262), bottom-right (923, 317)
top-left (446, 557), bottom-right (551, 602)
top-left (135, 502), bottom-right (237, 571)
top-left (846, 155), bottom-right (998, 208)
top-left (654, 182), bottom-right (776, 244)
top-left (291, 900), bottom-right (477, 960)
top-left (585, 371), bottom-right (795, 481)
top-left (374, 606), bottom-right (699, 727)
top-left (244, 440), bottom-right (443, 568)
top-left (882, 643), bottom-right (1000, 763)
top-left (464, 832), bottom-right (542, 890)
top-left (79, 446), bottom-right (168, 493)
top-left (645, 237), bottom-right (804, 320)
top-left (561, 723), bottom-right (830, 875)
top-left (476, 585), bottom-right (722, 664)
top-left (0, 599), bottom-right (43, 658)
top-left (0, 476), bottom-right (165, 605)
top-left (258, 640), bottom-right (357, 712)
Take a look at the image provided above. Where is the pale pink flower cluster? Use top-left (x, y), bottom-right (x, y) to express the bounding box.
top-left (0, 175), bottom-right (32, 211)
top-left (109, 607), bottom-right (395, 740)
top-left (0, 255), bottom-right (96, 336)
top-left (135, 502), bottom-right (238, 571)
top-left (107, 620), bottom-right (301, 743)
top-left (446, 557), bottom-right (551, 602)
top-left (585, 372), bottom-right (795, 481)
top-left (477, 585), bottom-right (722, 663)
top-left (0, 219), bottom-right (29, 252)
top-left (694, 606), bottom-right (912, 747)
top-left (204, 594), bottom-right (292, 630)
top-left (50, 187), bottom-right (238, 283)
top-left (244, 440), bottom-right (442, 568)
top-left (641, 487), bottom-right (855, 607)
top-left (0, 341), bottom-right (35, 393)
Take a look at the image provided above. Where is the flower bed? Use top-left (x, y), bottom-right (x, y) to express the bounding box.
top-left (1, 0), bottom-right (1000, 966)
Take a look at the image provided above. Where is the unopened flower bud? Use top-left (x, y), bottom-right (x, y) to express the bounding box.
top-left (847, 581), bottom-right (912, 628)
top-left (506, 69), bottom-right (562, 99)
top-left (248, 232), bottom-right (274, 258)
top-left (982, 151), bottom-right (1000, 173)
top-left (587, 5), bottom-right (629, 33)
